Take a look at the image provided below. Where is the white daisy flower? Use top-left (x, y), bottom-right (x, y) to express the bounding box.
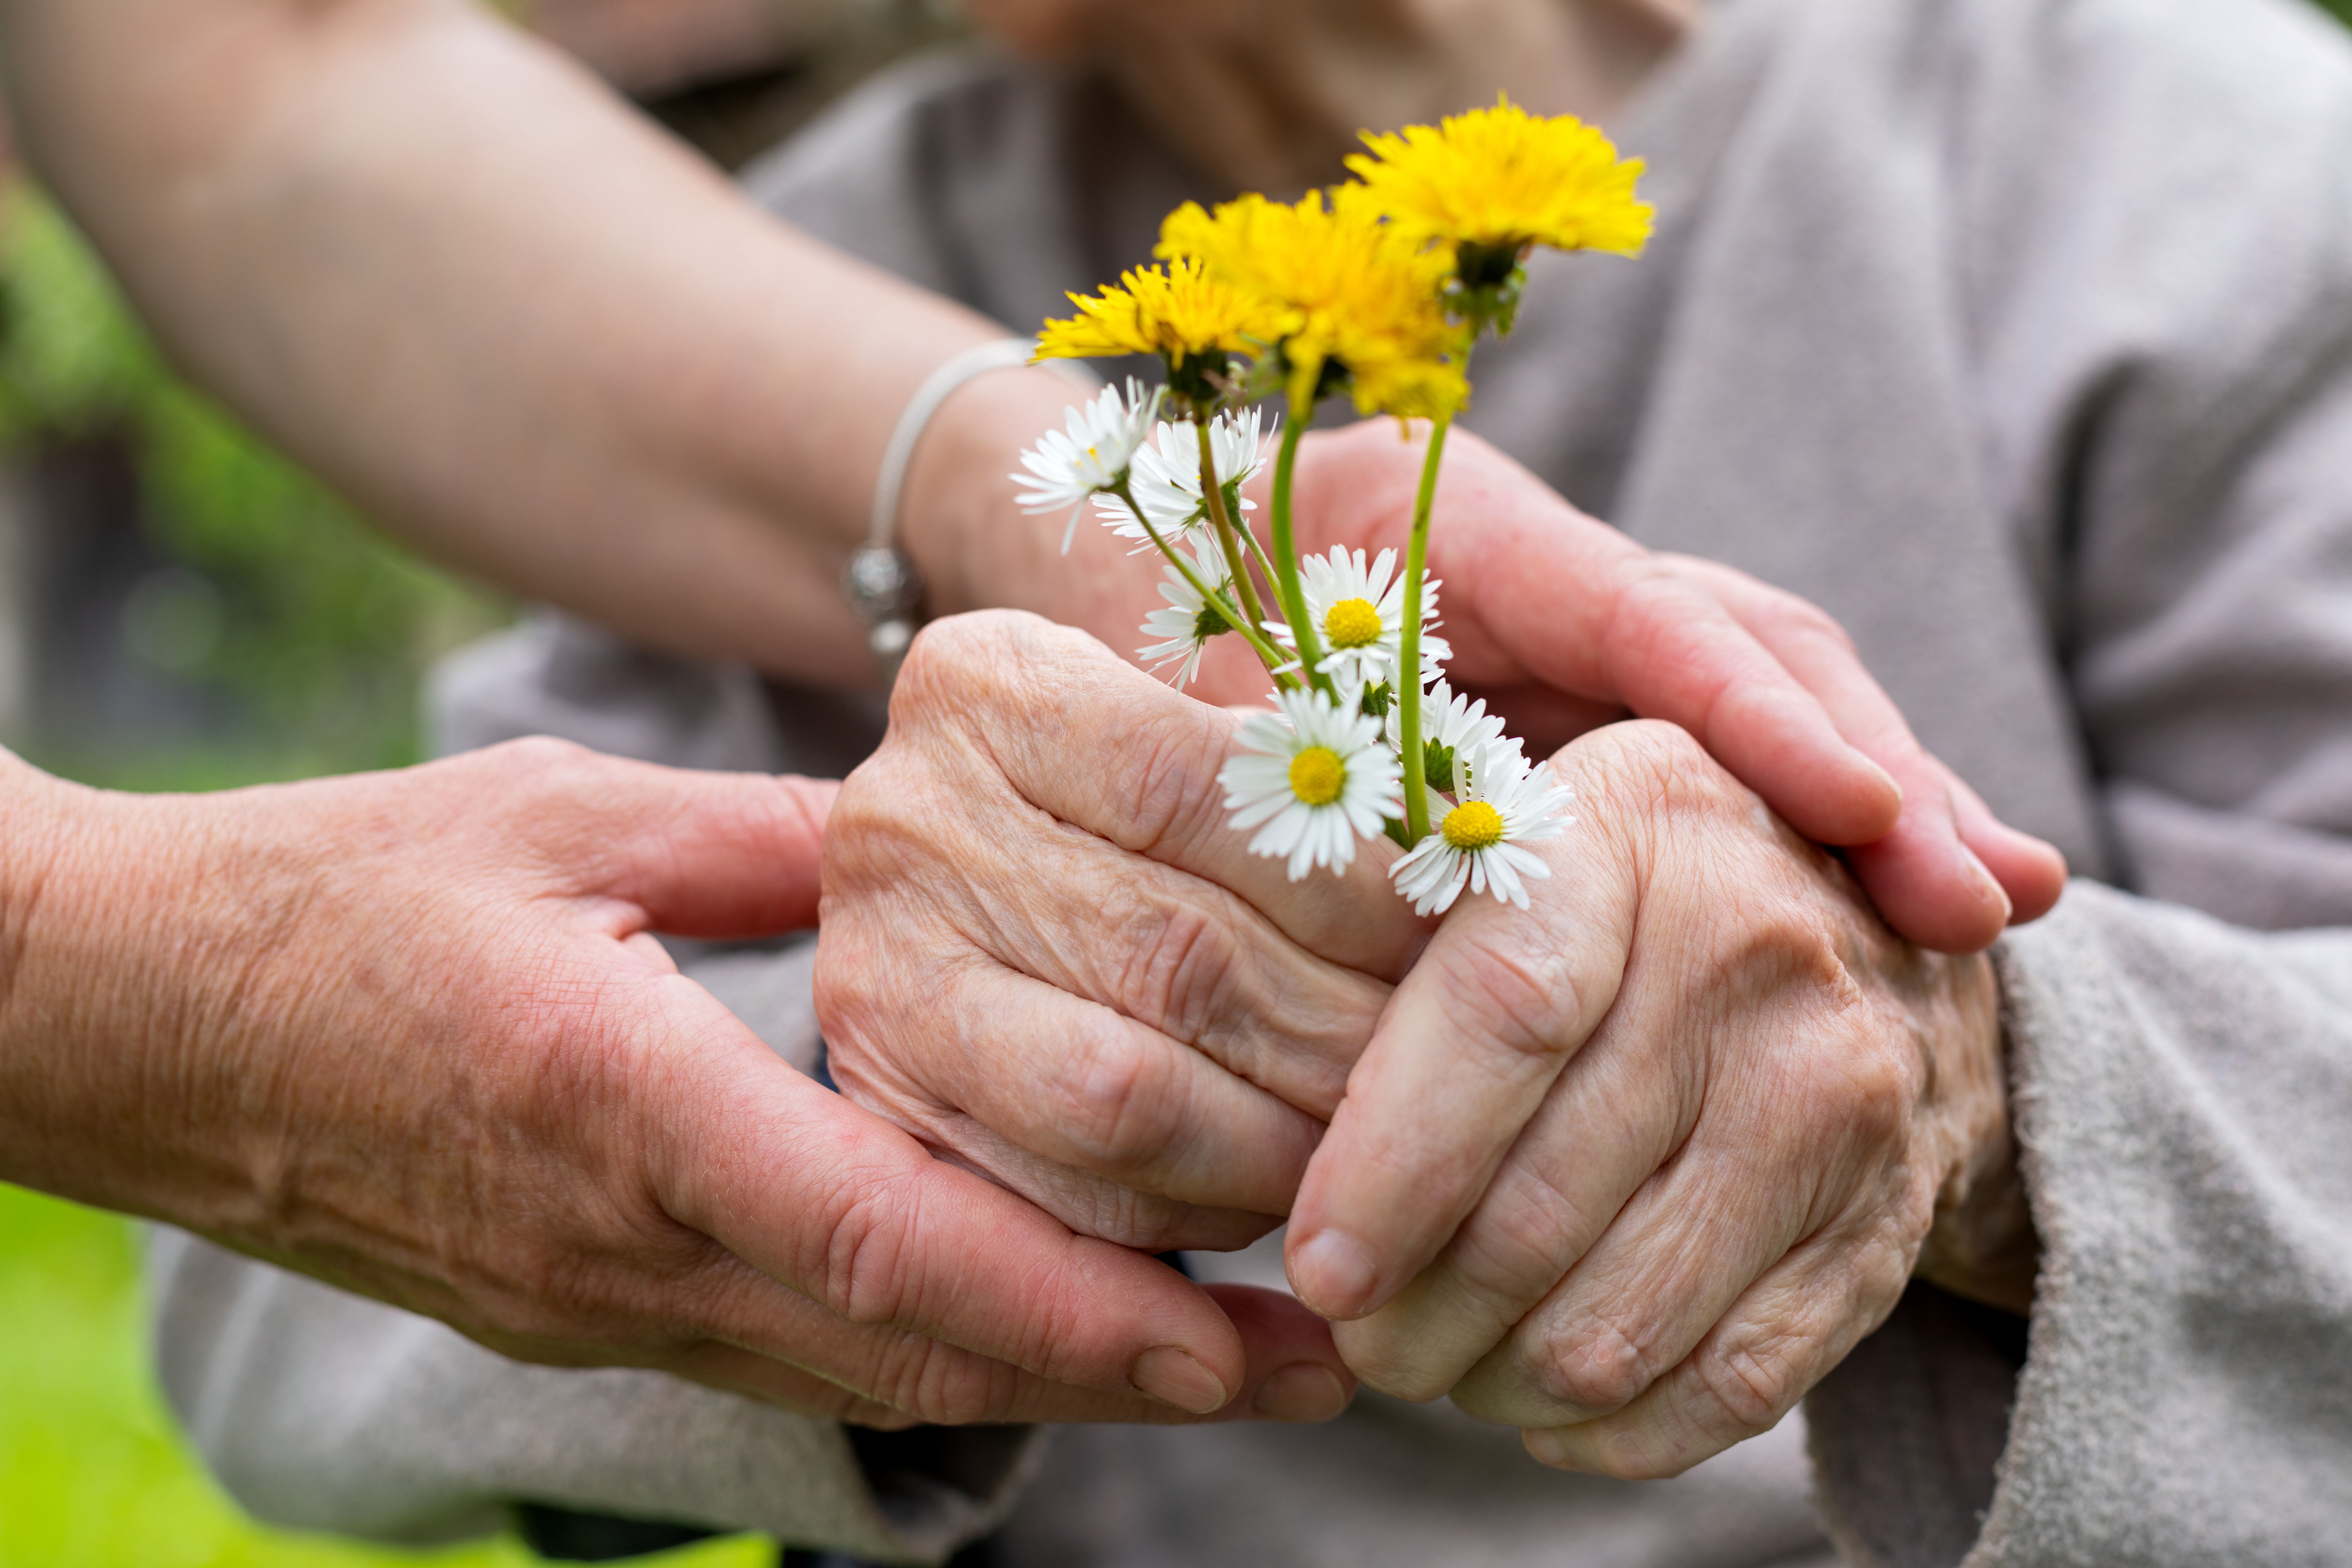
top-left (1390, 742), bottom-right (1577, 916)
top-left (1220, 686), bottom-right (1403, 881)
top-left (1094, 407), bottom-right (1272, 547)
top-left (1274, 545), bottom-right (1452, 688)
top-left (1389, 679), bottom-right (1519, 795)
top-left (1136, 538), bottom-right (1237, 688)
top-left (1011, 378), bottom-right (1163, 552)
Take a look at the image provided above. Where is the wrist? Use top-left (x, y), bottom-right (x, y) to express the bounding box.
top-left (0, 767), bottom-right (270, 1225)
top-left (0, 760), bottom-right (157, 1202)
top-left (1915, 964), bottom-right (2040, 1314)
top-left (900, 365), bottom-right (1163, 641)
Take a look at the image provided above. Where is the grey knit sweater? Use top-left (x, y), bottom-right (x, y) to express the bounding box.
top-left (150, 0), bottom-right (2352, 1560)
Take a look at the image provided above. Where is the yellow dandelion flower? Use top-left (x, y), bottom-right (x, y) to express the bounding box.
top-left (1035, 256), bottom-right (1288, 366)
top-left (1345, 95), bottom-right (1654, 259)
top-left (1157, 192), bottom-right (1466, 420)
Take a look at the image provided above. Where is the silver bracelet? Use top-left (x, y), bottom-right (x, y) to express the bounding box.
top-left (846, 338), bottom-right (1098, 688)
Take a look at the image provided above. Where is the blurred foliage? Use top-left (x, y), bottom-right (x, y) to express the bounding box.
top-left (0, 185), bottom-right (510, 787)
top-left (0, 1183), bottom-right (770, 1568)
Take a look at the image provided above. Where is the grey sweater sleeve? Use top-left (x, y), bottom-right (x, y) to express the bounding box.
top-left (1811, 886), bottom-right (2352, 1568)
top-left (147, 1228), bottom-right (1033, 1563)
top-left (1805, 0), bottom-right (2352, 1559)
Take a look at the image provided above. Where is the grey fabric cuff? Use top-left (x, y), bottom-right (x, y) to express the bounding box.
top-left (150, 1227), bottom-right (1038, 1563)
top-left (1809, 879), bottom-right (2352, 1568)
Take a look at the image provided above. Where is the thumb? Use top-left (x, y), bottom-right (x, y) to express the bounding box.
top-left (460, 739), bottom-right (835, 937)
top-left (603, 769), bottom-right (835, 939)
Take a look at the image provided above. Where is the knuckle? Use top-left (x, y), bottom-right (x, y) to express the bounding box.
top-left (891, 613), bottom-right (993, 706)
top-left (1047, 1025), bottom-right (1189, 1176)
top-left (1755, 583), bottom-right (1857, 654)
top-left (463, 735), bottom-right (602, 817)
top-left (1532, 1318), bottom-right (1660, 1418)
top-left (904, 1345), bottom-right (1028, 1426)
top-left (1589, 719), bottom-right (1726, 819)
top-left (1828, 1034), bottom-right (1917, 1149)
top-left (889, 612), bottom-right (1040, 733)
top-left (489, 733), bottom-right (595, 777)
top-left (1111, 895), bottom-right (1244, 1043)
top-left (811, 1168), bottom-right (925, 1328)
top-left (895, 610), bottom-right (1095, 735)
top-left (1693, 1335), bottom-right (1800, 1436)
top-left (1105, 717), bottom-right (1231, 859)
top-left (853, 1330), bottom-right (1027, 1426)
top-left (1722, 903), bottom-right (1924, 1156)
top-left (1443, 928), bottom-right (1591, 1069)
top-left (1607, 557), bottom-right (1698, 647)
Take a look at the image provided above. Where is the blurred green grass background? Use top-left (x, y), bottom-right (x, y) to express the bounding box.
top-left (0, 1185), bottom-right (769, 1568)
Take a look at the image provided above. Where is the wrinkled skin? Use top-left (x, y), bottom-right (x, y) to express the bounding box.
top-left (987, 422), bottom-right (2064, 954)
top-left (817, 615), bottom-right (1423, 1252)
top-left (1281, 421), bottom-right (2065, 951)
top-left (0, 739), bottom-right (1355, 1428)
top-left (817, 612), bottom-right (2036, 1473)
top-left (1284, 720), bottom-right (2031, 1476)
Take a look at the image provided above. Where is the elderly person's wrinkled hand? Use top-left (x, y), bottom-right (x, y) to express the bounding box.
top-left (815, 612), bottom-right (2038, 1465)
top-left (1283, 421), bottom-right (2066, 955)
top-left (0, 739), bottom-right (1350, 1429)
top-left (815, 612), bottom-right (1423, 1258)
top-left (1283, 719), bottom-right (2039, 1477)
top-left (1006, 421), bottom-right (2063, 954)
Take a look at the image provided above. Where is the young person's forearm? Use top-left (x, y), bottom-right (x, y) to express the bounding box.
top-left (0, 0), bottom-right (1082, 687)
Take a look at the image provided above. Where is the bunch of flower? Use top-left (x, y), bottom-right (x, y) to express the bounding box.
top-left (1013, 96), bottom-right (1648, 913)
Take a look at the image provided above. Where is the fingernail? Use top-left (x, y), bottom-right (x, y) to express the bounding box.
top-left (1963, 844), bottom-right (2013, 924)
top-left (1131, 1346), bottom-right (1230, 1414)
top-left (1861, 754), bottom-right (1903, 808)
top-left (1289, 1229), bottom-right (1379, 1318)
top-left (1523, 1427), bottom-right (1572, 1468)
top-left (1251, 1363), bottom-right (1352, 1423)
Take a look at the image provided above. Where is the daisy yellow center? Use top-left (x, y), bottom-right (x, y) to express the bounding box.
top-left (1441, 800), bottom-right (1505, 851)
top-left (1324, 598), bottom-right (1383, 649)
top-left (1289, 746), bottom-right (1347, 807)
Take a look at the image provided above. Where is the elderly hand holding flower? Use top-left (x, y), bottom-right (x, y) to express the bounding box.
top-left (816, 610), bottom-right (2036, 1474)
top-left (1013, 98), bottom-right (2061, 949)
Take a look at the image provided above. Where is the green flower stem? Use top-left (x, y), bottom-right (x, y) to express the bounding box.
top-left (1268, 385), bottom-right (1332, 693)
top-left (1111, 477), bottom-right (1297, 687)
top-left (1196, 419), bottom-right (1274, 646)
top-left (1395, 411), bottom-right (1454, 846)
top-left (1235, 512), bottom-right (1283, 598)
